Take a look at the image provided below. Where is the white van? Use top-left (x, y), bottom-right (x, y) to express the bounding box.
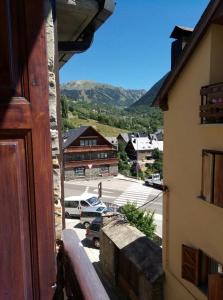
top-left (64, 193), bottom-right (106, 218)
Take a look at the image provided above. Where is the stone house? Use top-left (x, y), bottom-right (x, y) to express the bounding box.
top-left (63, 126), bottom-right (118, 179)
top-left (100, 219), bottom-right (164, 300)
top-left (154, 1), bottom-right (223, 299)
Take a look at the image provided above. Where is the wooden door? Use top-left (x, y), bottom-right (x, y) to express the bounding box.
top-left (0, 1), bottom-right (56, 299)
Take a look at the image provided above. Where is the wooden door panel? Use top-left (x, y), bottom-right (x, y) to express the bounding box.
top-left (0, 138), bottom-right (33, 300)
top-left (0, 0), bottom-right (56, 299)
top-left (0, 98), bottom-right (32, 129)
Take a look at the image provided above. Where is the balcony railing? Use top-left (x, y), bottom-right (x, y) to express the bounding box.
top-left (200, 82), bottom-right (223, 124)
top-left (64, 158), bottom-right (118, 169)
top-left (54, 229), bottom-right (109, 300)
top-left (64, 145), bottom-right (115, 153)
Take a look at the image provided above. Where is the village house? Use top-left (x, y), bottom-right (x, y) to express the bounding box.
top-left (125, 136), bottom-right (163, 162)
top-left (63, 126), bottom-right (118, 179)
top-left (0, 0), bottom-right (115, 298)
top-left (154, 1), bottom-right (223, 299)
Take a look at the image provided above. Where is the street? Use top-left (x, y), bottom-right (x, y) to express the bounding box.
top-left (65, 176), bottom-right (163, 298)
top-left (64, 175), bottom-right (163, 236)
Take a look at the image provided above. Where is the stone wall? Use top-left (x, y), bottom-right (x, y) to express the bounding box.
top-left (45, 1), bottom-right (63, 239)
top-left (64, 165), bottom-right (118, 180)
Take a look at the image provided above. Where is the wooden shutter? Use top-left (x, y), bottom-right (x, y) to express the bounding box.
top-left (182, 245), bottom-right (200, 285)
top-left (213, 154), bottom-right (223, 207)
top-left (208, 274), bottom-right (223, 300)
top-left (202, 152), bottom-right (213, 202)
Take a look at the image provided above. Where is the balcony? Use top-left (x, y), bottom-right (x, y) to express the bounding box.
top-left (64, 158), bottom-right (118, 169)
top-left (200, 82), bottom-right (223, 124)
top-left (55, 229), bottom-right (109, 300)
top-left (64, 145), bottom-right (115, 153)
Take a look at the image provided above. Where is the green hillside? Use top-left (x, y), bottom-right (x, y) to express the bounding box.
top-left (64, 115), bottom-right (129, 137)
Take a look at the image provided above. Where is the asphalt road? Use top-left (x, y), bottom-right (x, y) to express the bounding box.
top-left (64, 176), bottom-right (163, 215)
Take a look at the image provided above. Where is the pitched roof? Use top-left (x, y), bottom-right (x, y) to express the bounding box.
top-left (153, 0), bottom-right (223, 110)
top-left (63, 126), bottom-right (89, 148)
top-left (130, 137), bottom-right (163, 152)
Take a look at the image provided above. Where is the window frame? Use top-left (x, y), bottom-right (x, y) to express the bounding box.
top-left (200, 149), bottom-right (223, 208)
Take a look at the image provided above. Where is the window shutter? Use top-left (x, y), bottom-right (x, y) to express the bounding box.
top-left (202, 152), bottom-right (213, 202)
top-left (214, 154), bottom-right (223, 207)
top-left (208, 274), bottom-right (223, 300)
top-left (182, 245), bottom-right (200, 285)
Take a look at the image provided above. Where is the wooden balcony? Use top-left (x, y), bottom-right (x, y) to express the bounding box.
top-left (55, 229), bottom-right (109, 300)
top-left (64, 145), bottom-right (115, 153)
top-left (64, 158), bottom-right (118, 169)
top-left (200, 82), bottom-right (223, 124)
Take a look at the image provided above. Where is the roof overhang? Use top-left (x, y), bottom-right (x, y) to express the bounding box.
top-left (153, 0), bottom-right (223, 111)
top-left (56, 0), bottom-right (115, 69)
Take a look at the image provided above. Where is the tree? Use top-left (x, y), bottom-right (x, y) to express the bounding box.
top-left (120, 203), bottom-right (156, 239)
top-left (61, 95), bottom-right (69, 118)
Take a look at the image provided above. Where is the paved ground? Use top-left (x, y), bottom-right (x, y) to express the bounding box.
top-left (65, 175), bottom-right (163, 299)
top-left (65, 218), bottom-right (123, 299)
top-left (64, 175), bottom-right (163, 236)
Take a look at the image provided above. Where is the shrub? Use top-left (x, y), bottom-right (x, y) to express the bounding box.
top-left (120, 203), bottom-right (156, 239)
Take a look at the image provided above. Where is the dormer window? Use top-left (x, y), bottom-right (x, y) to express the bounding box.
top-left (200, 83), bottom-right (223, 124)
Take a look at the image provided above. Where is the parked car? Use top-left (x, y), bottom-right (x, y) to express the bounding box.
top-left (64, 193), bottom-right (106, 218)
top-left (85, 218), bottom-right (101, 248)
top-left (145, 173), bottom-right (163, 190)
top-left (80, 206), bottom-right (114, 228)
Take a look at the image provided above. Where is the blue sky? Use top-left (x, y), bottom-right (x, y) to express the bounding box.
top-left (59, 0), bottom-right (209, 90)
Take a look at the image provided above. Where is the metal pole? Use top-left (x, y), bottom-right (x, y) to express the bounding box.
top-left (136, 138), bottom-right (138, 180)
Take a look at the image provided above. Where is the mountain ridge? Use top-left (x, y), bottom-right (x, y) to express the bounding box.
top-left (60, 80), bottom-right (146, 107)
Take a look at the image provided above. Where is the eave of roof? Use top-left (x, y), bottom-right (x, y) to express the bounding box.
top-left (153, 0), bottom-right (223, 111)
top-left (57, 0), bottom-right (115, 69)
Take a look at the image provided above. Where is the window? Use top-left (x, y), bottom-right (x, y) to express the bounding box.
top-left (90, 223), bottom-right (101, 232)
top-left (80, 201), bottom-right (89, 207)
top-left (200, 83), bottom-right (223, 124)
top-left (182, 245), bottom-right (223, 298)
top-left (100, 166), bottom-right (109, 174)
top-left (74, 167), bottom-right (85, 176)
top-left (97, 152), bottom-right (108, 159)
top-left (200, 150), bottom-right (223, 208)
top-left (64, 201), bottom-right (78, 208)
top-left (79, 139), bottom-right (97, 146)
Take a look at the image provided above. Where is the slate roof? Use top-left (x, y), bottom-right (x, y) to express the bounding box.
top-left (102, 219), bottom-right (163, 283)
top-left (63, 126), bottom-right (89, 149)
top-left (118, 132), bottom-right (149, 144)
top-left (131, 137), bottom-right (163, 152)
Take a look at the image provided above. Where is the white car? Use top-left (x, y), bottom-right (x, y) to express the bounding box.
top-left (64, 193), bottom-right (106, 218)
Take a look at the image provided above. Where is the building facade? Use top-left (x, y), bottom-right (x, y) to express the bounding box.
top-left (64, 126), bottom-right (118, 180)
top-left (154, 1), bottom-right (223, 299)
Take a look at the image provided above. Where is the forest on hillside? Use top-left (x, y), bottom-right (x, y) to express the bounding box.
top-left (61, 95), bottom-right (163, 134)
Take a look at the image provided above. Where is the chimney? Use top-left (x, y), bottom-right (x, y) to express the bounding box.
top-left (170, 26), bottom-right (193, 70)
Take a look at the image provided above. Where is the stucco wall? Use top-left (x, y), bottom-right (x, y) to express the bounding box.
top-left (45, 2), bottom-right (63, 239)
top-left (163, 24), bottom-right (223, 300)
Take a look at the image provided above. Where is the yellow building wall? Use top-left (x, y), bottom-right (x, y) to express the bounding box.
top-left (163, 24), bottom-right (223, 300)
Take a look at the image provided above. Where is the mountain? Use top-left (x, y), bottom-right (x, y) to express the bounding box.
top-left (60, 80), bottom-right (146, 107)
top-left (129, 73), bottom-right (169, 109)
